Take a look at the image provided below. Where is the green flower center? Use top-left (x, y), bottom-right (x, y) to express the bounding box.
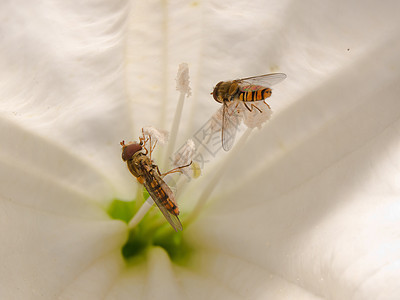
top-left (107, 189), bottom-right (193, 265)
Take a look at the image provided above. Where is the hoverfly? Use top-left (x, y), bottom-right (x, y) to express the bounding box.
top-left (121, 130), bottom-right (191, 231)
top-left (212, 73), bottom-right (287, 151)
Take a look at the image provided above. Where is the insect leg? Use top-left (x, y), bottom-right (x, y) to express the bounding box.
top-left (140, 135), bottom-right (149, 155)
top-left (139, 128), bottom-right (152, 155)
top-left (142, 145), bottom-right (149, 155)
top-left (148, 135), bottom-right (153, 160)
top-left (251, 103), bottom-right (262, 113)
top-left (244, 102), bottom-right (263, 113)
top-left (263, 100), bottom-right (271, 109)
top-left (244, 102), bottom-right (251, 111)
top-left (226, 101), bottom-right (240, 117)
top-left (160, 161), bottom-right (193, 177)
top-left (150, 140), bottom-right (158, 158)
top-left (153, 165), bottom-right (163, 176)
top-left (139, 128), bottom-right (146, 144)
top-left (139, 129), bottom-right (149, 147)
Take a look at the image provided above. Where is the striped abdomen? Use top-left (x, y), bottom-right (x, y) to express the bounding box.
top-left (238, 86), bottom-right (272, 102)
top-left (147, 175), bottom-right (179, 215)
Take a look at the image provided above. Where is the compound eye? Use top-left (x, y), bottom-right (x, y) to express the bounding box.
top-left (212, 82), bottom-right (223, 103)
top-left (121, 142), bottom-right (142, 161)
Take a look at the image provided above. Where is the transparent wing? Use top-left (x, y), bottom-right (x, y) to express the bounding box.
top-left (221, 101), bottom-right (241, 151)
top-left (147, 185), bottom-right (183, 232)
top-left (237, 73), bottom-right (287, 89)
top-left (143, 172), bottom-right (183, 231)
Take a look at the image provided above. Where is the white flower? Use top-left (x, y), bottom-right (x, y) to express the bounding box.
top-left (1, 1), bottom-right (400, 299)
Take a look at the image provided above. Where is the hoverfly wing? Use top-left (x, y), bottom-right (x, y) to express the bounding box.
top-left (143, 172), bottom-right (183, 231)
top-left (221, 101), bottom-right (241, 151)
top-left (153, 197), bottom-right (183, 232)
top-left (238, 73), bottom-right (287, 89)
top-left (156, 178), bottom-right (183, 231)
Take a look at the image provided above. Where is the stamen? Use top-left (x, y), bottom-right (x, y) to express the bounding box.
top-left (176, 62), bottom-right (192, 97)
top-left (185, 104), bottom-right (274, 223)
top-left (185, 127), bottom-right (253, 225)
top-left (128, 198), bottom-right (154, 229)
top-left (172, 139), bottom-right (195, 167)
top-left (142, 126), bottom-right (169, 145)
top-left (163, 63), bottom-right (191, 168)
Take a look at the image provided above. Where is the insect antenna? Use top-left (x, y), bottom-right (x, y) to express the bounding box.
top-left (149, 138), bottom-right (158, 160)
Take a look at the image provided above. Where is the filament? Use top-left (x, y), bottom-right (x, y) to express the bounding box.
top-left (185, 127), bottom-right (253, 225)
top-left (128, 198), bottom-right (154, 229)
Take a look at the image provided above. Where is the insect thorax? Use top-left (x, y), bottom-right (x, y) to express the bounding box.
top-left (127, 152), bottom-right (151, 178)
top-left (214, 81), bottom-right (239, 103)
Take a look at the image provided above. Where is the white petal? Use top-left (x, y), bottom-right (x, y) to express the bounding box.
top-left (0, 0), bottom-right (135, 199)
top-left (2, 0), bottom-right (400, 298)
top-left (181, 250), bottom-right (322, 300)
top-left (58, 251), bottom-right (125, 300)
top-left (145, 248), bottom-right (184, 299)
top-left (0, 196), bottom-right (126, 299)
top-left (106, 248), bottom-right (184, 299)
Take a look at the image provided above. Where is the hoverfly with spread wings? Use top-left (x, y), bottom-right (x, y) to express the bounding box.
top-left (121, 130), bottom-right (191, 231)
top-left (211, 73), bottom-right (287, 151)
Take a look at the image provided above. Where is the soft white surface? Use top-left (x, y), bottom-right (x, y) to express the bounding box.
top-left (1, 0), bottom-right (400, 299)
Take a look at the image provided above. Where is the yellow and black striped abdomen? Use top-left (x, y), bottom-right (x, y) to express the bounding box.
top-left (238, 87), bottom-right (272, 102)
top-left (145, 173), bottom-right (179, 215)
top-left (148, 177), bottom-right (179, 214)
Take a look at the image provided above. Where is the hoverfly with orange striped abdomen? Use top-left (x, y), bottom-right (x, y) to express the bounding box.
top-left (121, 129), bottom-right (191, 231)
top-left (212, 73), bottom-right (287, 151)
